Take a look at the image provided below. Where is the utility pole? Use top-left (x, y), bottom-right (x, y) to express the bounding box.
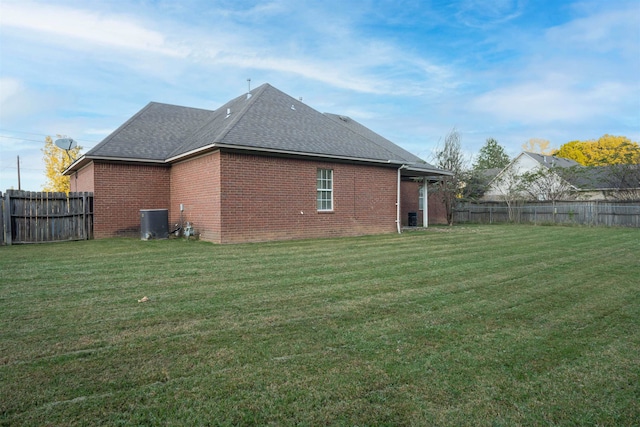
top-left (17, 155), bottom-right (21, 190)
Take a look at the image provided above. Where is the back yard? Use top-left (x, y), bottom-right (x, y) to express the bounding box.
top-left (1, 225), bottom-right (638, 426)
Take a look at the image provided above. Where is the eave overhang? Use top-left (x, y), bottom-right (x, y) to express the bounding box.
top-left (64, 144), bottom-right (452, 178)
top-left (63, 155), bottom-right (167, 175)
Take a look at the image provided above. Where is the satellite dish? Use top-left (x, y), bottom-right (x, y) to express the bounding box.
top-left (54, 138), bottom-right (77, 150)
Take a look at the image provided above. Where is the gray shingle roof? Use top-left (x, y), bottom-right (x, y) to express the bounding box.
top-left (323, 113), bottom-right (424, 163)
top-left (87, 102), bottom-right (214, 160)
top-left (568, 165), bottom-right (640, 190)
top-left (526, 152), bottom-right (581, 168)
top-left (84, 83), bottom-right (442, 172)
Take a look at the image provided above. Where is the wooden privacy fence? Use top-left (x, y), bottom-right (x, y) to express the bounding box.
top-left (454, 201), bottom-right (640, 228)
top-left (1, 190), bottom-right (93, 245)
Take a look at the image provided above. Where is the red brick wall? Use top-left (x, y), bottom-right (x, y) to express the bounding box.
top-left (91, 163), bottom-right (170, 238)
top-left (215, 152), bottom-right (398, 243)
top-left (400, 180), bottom-right (449, 226)
top-left (70, 163), bottom-right (94, 193)
top-left (169, 152), bottom-right (221, 242)
top-left (401, 180), bottom-right (421, 226)
top-left (80, 154), bottom-right (446, 242)
top-left (427, 191), bottom-right (448, 225)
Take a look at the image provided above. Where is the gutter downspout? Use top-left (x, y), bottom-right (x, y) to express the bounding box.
top-left (396, 165), bottom-right (406, 234)
top-left (423, 178), bottom-right (428, 228)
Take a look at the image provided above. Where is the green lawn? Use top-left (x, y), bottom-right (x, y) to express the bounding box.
top-left (1, 225), bottom-right (638, 426)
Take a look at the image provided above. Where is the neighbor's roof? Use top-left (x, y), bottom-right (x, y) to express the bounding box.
top-left (66, 83), bottom-right (447, 175)
top-left (567, 165), bottom-right (640, 190)
top-left (525, 152), bottom-right (581, 168)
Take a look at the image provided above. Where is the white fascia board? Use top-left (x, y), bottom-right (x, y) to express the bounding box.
top-left (63, 155), bottom-right (166, 175)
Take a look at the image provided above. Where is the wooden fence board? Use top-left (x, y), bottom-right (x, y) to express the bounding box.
top-left (1, 190), bottom-right (93, 245)
top-left (455, 201), bottom-right (640, 227)
top-left (0, 192), bottom-right (4, 246)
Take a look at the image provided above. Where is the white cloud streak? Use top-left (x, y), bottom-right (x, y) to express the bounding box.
top-left (0, 1), bottom-right (453, 96)
top-left (0, 1), bottom-right (187, 57)
top-left (470, 77), bottom-right (630, 124)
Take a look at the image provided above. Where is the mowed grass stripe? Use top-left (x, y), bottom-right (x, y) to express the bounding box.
top-left (1, 225), bottom-right (638, 426)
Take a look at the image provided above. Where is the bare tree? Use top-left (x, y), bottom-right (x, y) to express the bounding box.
top-left (433, 128), bottom-right (466, 225)
top-left (519, 166), bottom-right (582, 202)
top-left (492, 166), bottom-right (526, 222)
top-left (602, 164), bottom-right (640, 201)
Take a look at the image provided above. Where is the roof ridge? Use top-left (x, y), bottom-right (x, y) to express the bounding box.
top-left (167, 84), bottom-right (269, 158)
top-left (215, 83), bottom-right (270, 143)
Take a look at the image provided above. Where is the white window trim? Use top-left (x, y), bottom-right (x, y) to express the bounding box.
top-left (317, 168), bottom-right (333, 211)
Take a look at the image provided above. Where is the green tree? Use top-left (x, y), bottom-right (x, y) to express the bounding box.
top-left (555, 135), bottom-right (640, 166)
top-left (463, 138), bottom-right (510, 201)
top-left (42, 136), bottom-right (82, 193)
top-left (473, 138), bottom-right (510, 170)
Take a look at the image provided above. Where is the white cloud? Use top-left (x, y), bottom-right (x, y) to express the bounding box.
top-left (0, 77), bottom-right (57, 123)
top-left (545, 3), bottom-right (640, 56)
top-left (0, 1), bottom-right (187, 57)
top-left (0, 1), bottom-right (453, 96)
top-left (465, 1), bottom-right (639, 133)
top-left (469, 75), bottom-right (630, 124)
top-left (215, 54), bottom-right (395, 95)
top-left (455, 0), bottom-right (525, 28)
top-left (0, 78), bottom-right (22, 106)
top-left (216, 1), bottom-right (288, 20)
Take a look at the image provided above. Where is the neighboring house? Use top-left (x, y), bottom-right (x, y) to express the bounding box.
top-left (483, 152), bottom-right (581, 202)
top-left (65, 83), bottom-right (450, 243)
top-left (571, 165), bottom-right (640, 201)
top-left (483, 151), bottom-right (640, 202)
top-left (463, 167), bottom-right (502, 200)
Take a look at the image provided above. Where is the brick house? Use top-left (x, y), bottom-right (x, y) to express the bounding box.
top-left (66, 84), bottom-right (449, 243)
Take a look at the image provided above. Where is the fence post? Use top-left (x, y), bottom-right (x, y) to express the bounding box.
top-left (0, 191), bottom-right (3, 246)
top-left (3, 191), bottom-right (12, 246)
top-left (82, 193), bottom-right (90, 240)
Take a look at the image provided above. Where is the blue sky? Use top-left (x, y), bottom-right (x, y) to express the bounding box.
top-left (1, 0), bottom-right (639, 190)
